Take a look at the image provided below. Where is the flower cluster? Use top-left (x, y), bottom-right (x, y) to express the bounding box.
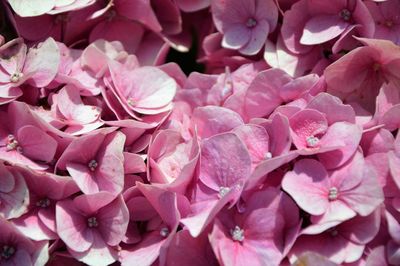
top-left (0, 0), bottom-right (399, 265)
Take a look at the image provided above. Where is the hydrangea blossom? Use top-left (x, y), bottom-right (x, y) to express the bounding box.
top-left (0, 1), bottom-right (398, 265)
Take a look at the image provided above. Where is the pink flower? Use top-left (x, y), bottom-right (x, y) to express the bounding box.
top-left (51, 85), bottom-right (103, 135)
top-left (181, 132), bottom-right (251, 237)
top-left (211, 0), bottom-right (278, 55)
top-left (244, 68), bottom-right (320, 120)
top-left (325, 38), bottom-right (400, 112)
top-left (288, 95), bottom-right (362, 168)
top-left (56, 193), bottom-right (129, 265)
top-left (289, 210), bottom-right (381, 264)
top-left (120, 183), bottom-right (183, 266)
top-left (12, 168), bottom-right (79, 241)
top-left (366, 0), bottom-right (400, 44)
top-left (0, 217), bottom-right (49, 265)
top-left (164, 229), bottom-right (218, 266)
top-left (209, 188), bottom-right (300, 266)
top-left (0, 38), bottom-right (60, 104)
top-left (0, 102), bottom-right (58, 170)
top-left (282, 155), bottom-right (384, 224)
top-left (281, 0), bottom-right (375, 54)
top-left (56, 128), bottom-right (125, 196)
top-left (107, 61), bottom-right (177, 118)
top-left (148, 129), bottom-right (200, 193)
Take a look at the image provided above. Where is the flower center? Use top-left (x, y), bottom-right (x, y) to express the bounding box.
top-left (9, 72), bottom-right (22, 83)
top-left (88, 160), bottom-right (98, 172)
top-left (328, 187), bottom-right (338, 201)
top-left (231, 225), bottom-right (244, 242)
top-left (160, 227), bottom-right (169, 238)
top-left (219, 186), bottom-right (230, 198)
top-left (373, 63), bottom-right (381, 72)
top-left (264, 152), bottom-right (272, 159)
top-left (1, 245), bottom-right (15, 259)
top-left (306, 135), bottom-right (319, 148)
top-left (6, 135), bottom-right (22, 153)
top-left (339, 9), bottom-right (351, 21)
top-left (87, 217), bottom-right (98, 228)
top-left (36, 198), bottom-right (51, 208)
top-left (246, 18), bottom-right (257, 28)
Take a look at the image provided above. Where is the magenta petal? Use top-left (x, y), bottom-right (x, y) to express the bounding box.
top-left (17, 125), bottom-right (57, 162)
top-left (199, 132), bottom-right (251, 191)
top-left (126, 196), bottom-right (158, 221)
top-left (340, 165), bottom-right (384, 216)
top-left (340, 210), bottom-right (380, 245)
top-left (244, 69), bottom-right (292, 119)
top-left (165, 229), bottom-right (218, 266)
top-left (318, 122), bottom-right (362, 169)
top-left (232, 124), bottom-right (270, 166)
top-left (265, 113), bottom-right (292, 156)
top-left (282, 159), bottom-right (330, 215)
top-left (136, 183), bottom-right (180, 228)
top-left (97, 195), bottom-right (129, 246)
top-left (307, 93), bottom-right (356, 124)
top-left (123, 152), bottom-right (146, 174)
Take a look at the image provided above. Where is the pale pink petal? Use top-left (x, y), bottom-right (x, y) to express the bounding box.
top-left (192, 106), bottom-right (244, 138)
top-left (8, 0), bottom-right (54, 17)
top-left (222, 24), bottom-right (251, 50)
top-left (239, 20), bottom-right (270, 55)
top-left (282, 159), bottom-right (330, 215)
top-left (68, 231), bottom-right (118, 266)
top-left (66, 162), bottom-right (99, 194)
top-left (301, 15), bottom-right (348, 45)
top-left (56, 200), bottom-right (93, 252)
top-left (24, 38), bottom-right (60, 87)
